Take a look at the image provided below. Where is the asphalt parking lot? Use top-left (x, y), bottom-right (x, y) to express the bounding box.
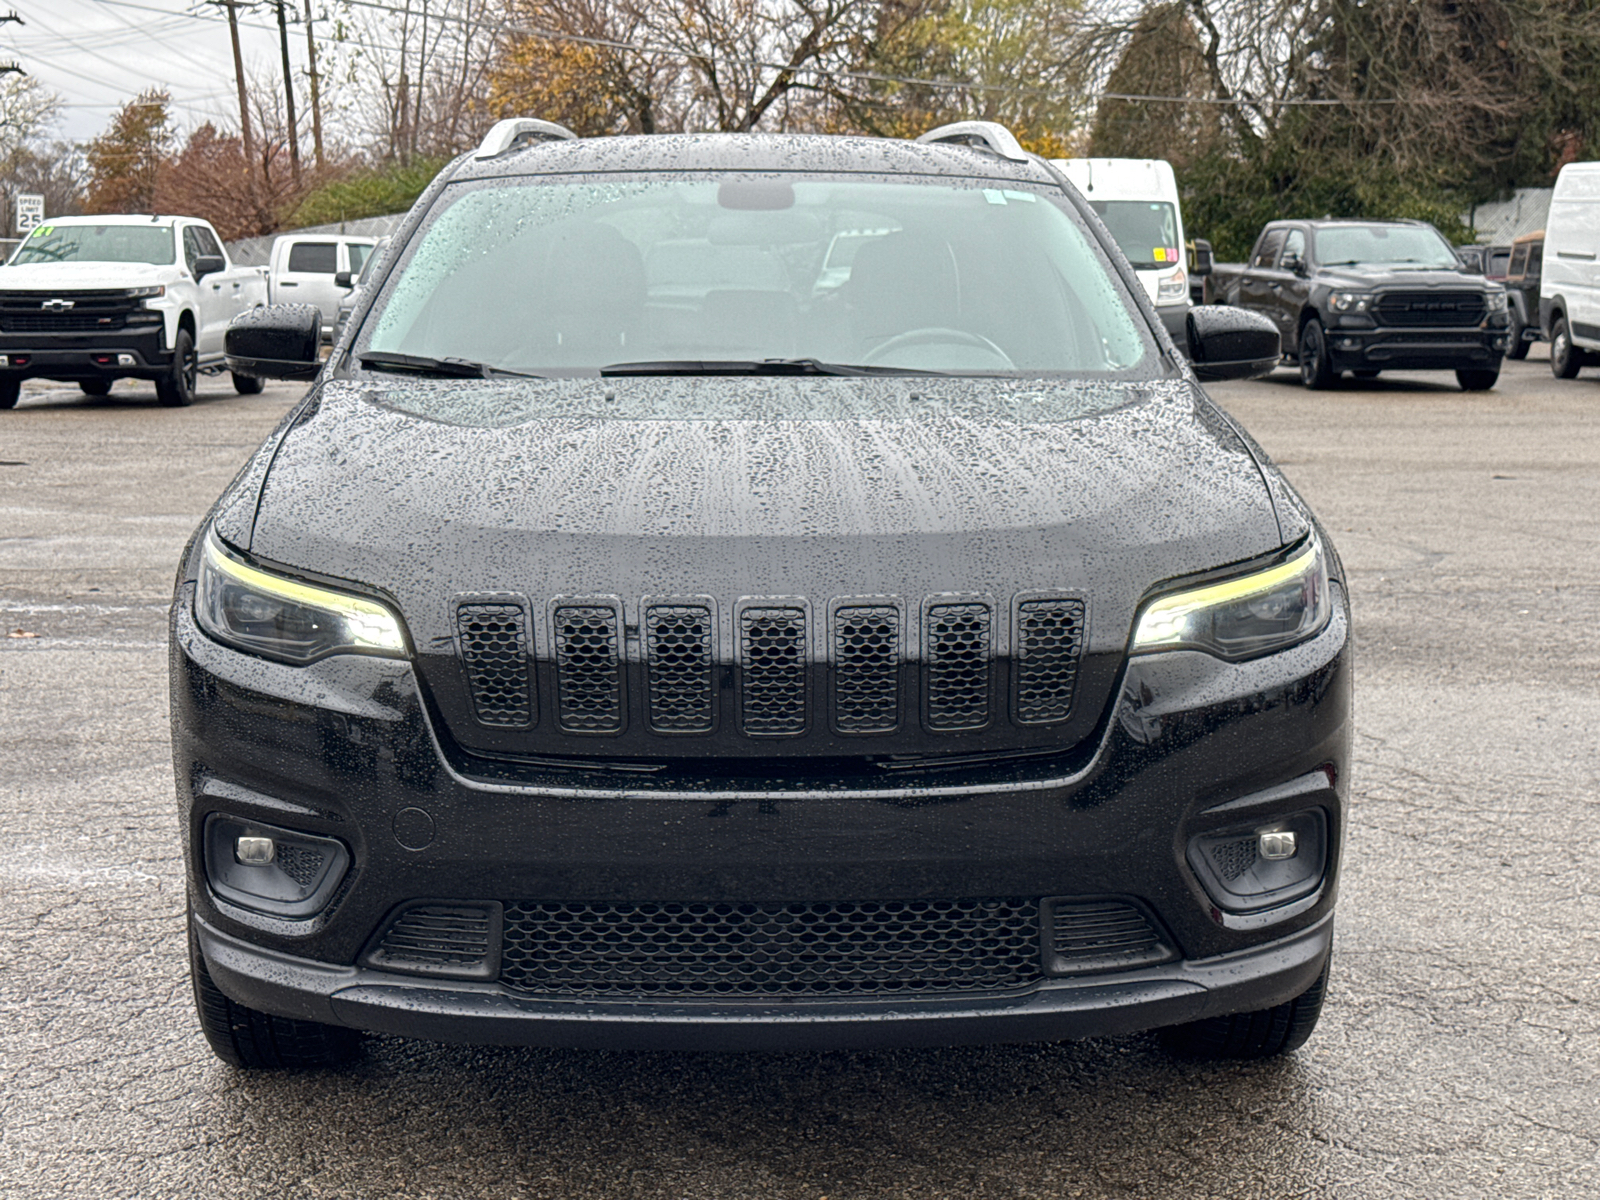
top-left (2, 355), bottom-right (1597, 1200)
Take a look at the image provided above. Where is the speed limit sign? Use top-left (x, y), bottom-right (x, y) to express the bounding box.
top-left (15, 193), bottom-right (43, 234)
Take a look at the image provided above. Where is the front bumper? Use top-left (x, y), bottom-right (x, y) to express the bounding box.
top-left (1322, 321), bottom-right (1508, 371)
top-left (172, 580), bottom-right (1352, 1049)
top-left (0, 327), bottom-right (173, 380)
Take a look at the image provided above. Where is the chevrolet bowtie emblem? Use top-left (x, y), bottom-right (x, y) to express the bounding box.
top-left (41, 298), bottom-right (75, 313)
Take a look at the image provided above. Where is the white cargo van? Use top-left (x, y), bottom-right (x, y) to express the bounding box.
top-left (267, 233), bottom-right (377, 341)
top-left (1051, 157), bottom-right (1191, 341)
top-left (1541, 161), bottom-right (1600, 379)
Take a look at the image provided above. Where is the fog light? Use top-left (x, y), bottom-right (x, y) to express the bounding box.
top-left (116, 353), bottom-right (137, 367)
top-left (1258, 830), bottom-right (1297, 860)
top-left (235, 835), bottom-right (276, 865)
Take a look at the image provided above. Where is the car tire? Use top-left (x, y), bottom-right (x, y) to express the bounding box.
top-left (1550, 317), bottom-right (1584, 379)
top-left (80, 379), bottom-right (113, 397)
top-left (0, 377), bottom-right (19, 409)
top-left (1298, 320), bottom-right (1337, 389)
top-left (1160, 950), bottom-right (1331, 1060)
top-left (156, 328), bottom-right (198, 407)
top-left (232, 372), bottom-right (265, 395)
top-left (1456, 368), bottom-right (1499, 391)
top-left (190, 925), bottom-right (359, 1069)
top-left (1506, 317), bottom-right (1530, 360)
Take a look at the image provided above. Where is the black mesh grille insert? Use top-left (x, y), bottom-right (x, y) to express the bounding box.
top-left (1373, 291), bottom-right (1486, 327)
top-left (1049, 900), bottom-right (1173, 973)
top-left (1211, 836), bottom-right (1259, 883)
top-left (375, 905), bottom-right (495, 966)
top-left (274, 843), bottom-right (327, 888)
top-left (925, 602), bottom-right (992, 730)
top-left (1014, 598), bottom-right (1085, 724)
top-left (499, 898), bottom-right (1041, 998)
top-left (646, 604), bottom-right (714, 733)
top-left (553, 604), bottom-right (623, 733)
top-left (740, 607), bottom-right (807, 735)
top-left (456, 603), bottom-right (534, 728)
top-left (832, 605), bottom-right (900, 733)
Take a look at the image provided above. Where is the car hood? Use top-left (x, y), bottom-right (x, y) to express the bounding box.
top-left (237, 376), bottom-right (1285, 762)
top-left (1316, 264), bottom-right (1488, 290)
top-left (0, 261), bottom-right (179, 289)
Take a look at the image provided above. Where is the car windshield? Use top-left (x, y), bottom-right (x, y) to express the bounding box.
top-left (1086, 201), bottom-right (1181, 270)
top-left (1315, 225), bottom-right (1459, 269)
top-left (11, 223), bottom-right (176, 266)
top-left (361, 174), bottom-right (1155, 377)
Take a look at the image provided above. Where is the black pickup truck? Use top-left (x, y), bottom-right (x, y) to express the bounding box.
top-left (1208, 219), bottom-right (1512, 390)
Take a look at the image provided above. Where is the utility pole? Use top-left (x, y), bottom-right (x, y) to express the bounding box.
top-left (302, 0), bottom-right (323, 171)
top-left (275, 0), bottom-right (300, 185)
top-left (213, 2), bottom-right (258, 196)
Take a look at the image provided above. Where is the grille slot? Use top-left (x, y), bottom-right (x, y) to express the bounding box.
top-left (1211, 836), bottom-right (1258, 883)
top-left (499, 898), bottom-right (1041, 998)
top-left (1372, 291), bottom-right (1486, 327)
top-left (924, 602), bottom-right (992, 730)
top-left (1014, 598), bottom-right (1085, 724)
top-left (645, 603), bottom-right (715, 734)
top-left (456, 602), bottom-right (534, 728)
top-left (739, 606), bottom-right (807, 735)
top-left (553, 604), bottom-right (623, 733)
top-left (363, 903), bottom-right (501, 978)
top-left (832, 605), bottom-right (901, 734)
top-left (1049, 899), bottom-right (1174, 974)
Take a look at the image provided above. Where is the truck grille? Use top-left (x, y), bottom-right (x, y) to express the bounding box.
top-left (1372, 291), bottom-right (1486, 327)
top-left (0, 289), bottom-right (139, 333)
top-left (499, 897), bottom-right (1041, 998)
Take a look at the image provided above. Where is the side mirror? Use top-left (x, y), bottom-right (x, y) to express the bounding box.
top-left (193, 255), bottom-right (226, 281)
top-left (1186, 306), bottom-right (1281, 381)
top-left (1189, 238), bottom-right (1213, 276)
top-left (225, 304), bottom-right (322, 381)
top-left (1280, 253), bottom-right (1306, 277)
top-left (334, 270), bottom-right (354, 288)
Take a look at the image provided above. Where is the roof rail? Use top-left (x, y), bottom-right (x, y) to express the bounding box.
top-left (474, 118), bottom-right (579, 160)
top-left (915, 121), bottom-right (1030, 164)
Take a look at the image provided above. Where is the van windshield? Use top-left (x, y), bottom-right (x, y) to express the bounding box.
top-left (1087, 201), bottom-right (1181, 269)
top-left (12, 223), bottom-right (176, 266)
top-left (362, 174), bottom-right (1156, 377)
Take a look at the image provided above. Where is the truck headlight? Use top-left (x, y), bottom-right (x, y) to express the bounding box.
top-left (1328, 292), bottom-right (1372, 314)
top-left (1156, 269), bottom-right (1187, 304)
top-left (1485, 289), bottom-right (1508, 312)
top-left (195, 532), bottom-right (407, 664)
top-left (126, 285), bottom-right (165, 299)
top-left (1132, 538), bottom-right (1331, 660)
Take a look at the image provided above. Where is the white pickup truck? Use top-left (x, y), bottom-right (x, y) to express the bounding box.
top-left (266, 232), bottom-right (376, 342)
top-left (0, 214), bottom-right (269, 409)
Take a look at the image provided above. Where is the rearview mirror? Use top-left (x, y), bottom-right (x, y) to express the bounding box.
top-left (193, 255), bottom-right (225, 281)
top-left (1186, 306), bottom-right (1281, 381)
top-left (1189, 238), bottom-right (1213, 276)
top-left (225, 304), bottom-right (322, 381)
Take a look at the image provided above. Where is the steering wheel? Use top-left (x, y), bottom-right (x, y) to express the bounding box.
top-left (862, 327), bottom-right (1017, 370)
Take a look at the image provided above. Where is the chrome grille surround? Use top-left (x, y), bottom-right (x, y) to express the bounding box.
top-left (923, 598), bottom-right (993, 731)
top-left (737, 602), bottom-right (809, 736)
top-left (644, 600), bottom-right (717, 734)
top-left (455, 599), bottom-right (534, 728)
top-left (830, 600), bottom-right (902, 734)
top-left (1013, 595), bottom-right (1086, 725)
top-left (551, 599), bottom-right (624, 734)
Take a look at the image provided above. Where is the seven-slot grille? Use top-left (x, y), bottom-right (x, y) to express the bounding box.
top-left (1372, 290), bottom-right (1487, 327)
top-left (498, 898), bottom-right (1041, 998)
top-left (454, 594), bottom-right (1085, 737)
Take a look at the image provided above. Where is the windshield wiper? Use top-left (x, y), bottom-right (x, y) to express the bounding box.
top-left (599, 358), bottom-right (940, 377)
top-left (357, 351), bottom-right (541, 379)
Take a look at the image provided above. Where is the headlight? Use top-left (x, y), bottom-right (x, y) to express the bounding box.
top-left (126, 285), bottom-right (165, 299)
top-left (195, 533), bottom-right (407, 664)
top-left (1156, 270), bottom-right (1187, 304)
top-left (1327, 292), bottom-right (1372, 314)
top-left (1132, 538), bottom-right (1331, 660)
top-left (1485, 289), bottom-right (1508, 311)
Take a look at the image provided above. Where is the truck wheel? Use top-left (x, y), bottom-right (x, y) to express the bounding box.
top-left (1160, 950), bottom-right (1330, 1060)
top-left (156, 329), bottom-right (198, 407)
top-left (1457, 368), bottom-right (1499, 391)
top-left (232, 372), bottom-right (265, 395)
top-left (190, 925), bottom-right (359, 1069)
top-left (1550, 317), bottom-right (1584, 379)
top-left (1298, 319), bottom-right (1337, 389)
top-left (80, 379), bottom-right (113, 397)
top-left (0, 378), bottom-right (19, 409)
top-left (1505, 316), bottom-right (1530, 360)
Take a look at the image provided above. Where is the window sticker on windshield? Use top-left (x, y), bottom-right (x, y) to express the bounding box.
top-left (1153, 247), bottom-right (1167, 262)
top-left (33, 226), bottom-right (51, 238)
top-left (1002, 190), bottom-right (1037, 203)
top-left (983, 189), bottom-right (1007, 205)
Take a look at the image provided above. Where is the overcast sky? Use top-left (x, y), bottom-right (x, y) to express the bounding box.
top-left (10, 0), bottom-right (301, 143)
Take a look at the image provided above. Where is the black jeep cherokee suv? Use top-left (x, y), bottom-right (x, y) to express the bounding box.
top-left (173, 119), bottom-right (1349, 1067)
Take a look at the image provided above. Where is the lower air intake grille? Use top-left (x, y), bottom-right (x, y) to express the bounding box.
top-left (832, 605), bottom-right (900, 733)
top-left (739, 606), bottom-right (807, 735)
top-left (456, 603), bottom-right (533, 727)
top-left (499, 898), bottom-right (1041, 998)
top-left (645, 604), bottom-right (715, 733)
top-left (1014, 598), bottom-right (1085, 724)
top-left (553, 604), bottom-right (623, 733)
top-left (364, 903), bottom-right (501, 979)
top-left (1048, 899), bottom-right (1174, 974)
top-left (925, 602), bottom-right (992, 730)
